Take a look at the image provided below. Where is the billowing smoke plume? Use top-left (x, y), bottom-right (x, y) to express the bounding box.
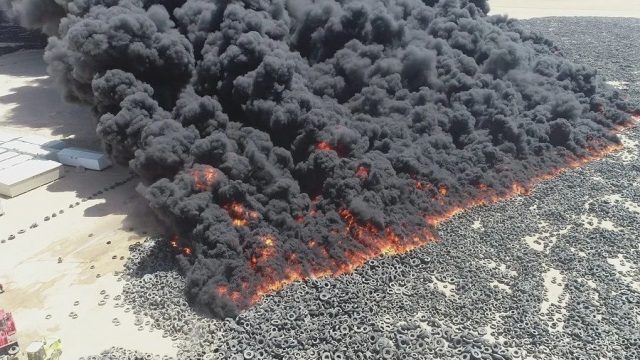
top-left (2, 0), bottom-right (637, 317)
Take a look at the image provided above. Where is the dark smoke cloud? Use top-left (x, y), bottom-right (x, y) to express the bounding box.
top-left (4, 0), bottom-right (638, 317)
top-left (0, 0), bottom-right (65, 34)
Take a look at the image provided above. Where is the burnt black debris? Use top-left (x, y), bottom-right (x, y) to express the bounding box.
top-left (1, 0), bottom-right (638, 317)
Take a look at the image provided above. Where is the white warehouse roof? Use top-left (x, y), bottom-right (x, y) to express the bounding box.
top-left (57, 147), bottom-right (111, 171)
top-left (0, 159), bottom-right (64, 197)
top-left (0, 131), bottom-right (20, 144)
top-left (0, 150), bottom-right (18, 162)
top-left (0, 133), bottom-right (69, 197)
top-left (0, 154), bottom-right (33, 170)
top-left (0, 140), bottom-right (59, 159)
top-left (18, 135), bottom-right (66, 150)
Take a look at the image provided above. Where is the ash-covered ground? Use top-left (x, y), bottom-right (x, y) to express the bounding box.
top-left (83, 17), bottom-right (640, 360)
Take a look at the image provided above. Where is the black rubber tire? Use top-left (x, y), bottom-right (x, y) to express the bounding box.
top-left (8, 344), bottom-right (19, 355)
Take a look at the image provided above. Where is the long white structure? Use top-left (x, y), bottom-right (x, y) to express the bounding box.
top-left (0, 150), bottom-right (19, 162)
top-left (57, 147), bottom-right (111, 171)
top-left (0, 132), bottom-right (19, 144)
top-left (0, 131), bottom-right (67, 197)
top-left (18, 135), bottom-right (66, 150)
top-left (0, 159), bottom-right (64, 197)
top-left (0, 154), bottom-right (32, 170)
top-left (0, 140), bottom-right (59, 160)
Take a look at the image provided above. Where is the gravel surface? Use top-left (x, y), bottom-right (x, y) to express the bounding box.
top-left (74, 17), bottom-right (640, 360)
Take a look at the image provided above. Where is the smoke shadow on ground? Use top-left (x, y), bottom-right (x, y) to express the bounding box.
top-left (41, 165), bottom-right (163, 241)
top-left (0, 49), bottom-right (161, 240)
top-left (0, 49), bottom-right (50, 77)
top-left (0, 78), bottom-right (96, 147)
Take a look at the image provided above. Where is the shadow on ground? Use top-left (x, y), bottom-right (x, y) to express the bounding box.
top-left (0, 77), bottom-right (96, 148)
top-left (0, 49), bottom-right (161, 239)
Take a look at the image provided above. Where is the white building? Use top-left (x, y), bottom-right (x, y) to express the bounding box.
top-left (0, 154), bottom-right (32, 170)
top-left (0, 149), bottom-right (19, 162)
top-left (0, 131), bottom-right (67, 197)
top-left (0, 140), bottom-right (59, 160)
top-left (0, 132), bottom-right (19, 144)
top-left (18, 135), bottom-right (66, 150)
top-left (0, 159), bottom-right (64, 197)
top-left (56, 147), bottom-right (111, 171)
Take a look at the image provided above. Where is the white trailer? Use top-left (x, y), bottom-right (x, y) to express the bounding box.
top-left (56, 147), bottom-right (111, 171)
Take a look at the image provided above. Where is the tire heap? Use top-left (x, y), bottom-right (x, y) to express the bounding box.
top-left (80, 347), bottom-right (174, 360)
top-left (80, 16), bottom-right (640, 360)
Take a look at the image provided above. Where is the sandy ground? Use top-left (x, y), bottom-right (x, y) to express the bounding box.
top-left (0, 50), bottom-right (96, 149)
top-left (489, 0), bottom-right (640, 19)
top-left (0, 49), bottom-right (173, 359)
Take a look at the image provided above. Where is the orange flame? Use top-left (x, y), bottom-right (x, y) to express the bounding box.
top-left (169, 235), bottom-right (193, 257)
top-left (261, 235), bottom-right (275, 247)
top-left (224, 202), bottom-right (258, 227)
top-left (232, 218), bottom-right (247, 227)
top-left (191, 166), bottom-right (217, 191)
top-left (215, 284), bottom-right (241, 302)
top-left (215, 284), bottom-right (227, 296)
top-left (315, 141), bottom-right (333, 151)
top-left (415, 180), bottom-right (432, 191)
top-left (213, 120), bottom-right (635, 309)
top-left (425, 141), bottom-right (625, 227)
top-left (355, 165), bottom-right (369, 179)
top-left (256, 235), bottom-right (276, 260)
top-left (236, 210), bottom-right (436, 304)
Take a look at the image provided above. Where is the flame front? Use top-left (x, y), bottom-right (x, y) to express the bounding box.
top-left (201, 119), bottom-right (635, 311)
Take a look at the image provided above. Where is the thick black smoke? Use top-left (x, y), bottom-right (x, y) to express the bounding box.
top-left (3, 0), bottom-right (638, 317)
